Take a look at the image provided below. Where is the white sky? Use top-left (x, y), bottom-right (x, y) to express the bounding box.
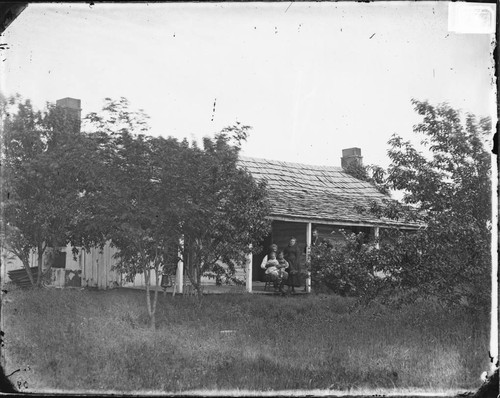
top-left (1, 2), bottom-right (496, 169)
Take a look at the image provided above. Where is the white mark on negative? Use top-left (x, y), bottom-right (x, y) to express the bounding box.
top-left (448, 3), bottom-right (496, 34)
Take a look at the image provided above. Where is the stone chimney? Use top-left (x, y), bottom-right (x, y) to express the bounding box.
top-left (56, 97), bottom-right (81, 132)
top-left (341, 147), bottom-right (363, 169)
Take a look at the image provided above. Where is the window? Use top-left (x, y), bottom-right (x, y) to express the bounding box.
top-left (51, 250), bottom-right (67, 269)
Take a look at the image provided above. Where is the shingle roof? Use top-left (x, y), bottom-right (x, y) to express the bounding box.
top-left (238, 156), bottom-right (419, 229)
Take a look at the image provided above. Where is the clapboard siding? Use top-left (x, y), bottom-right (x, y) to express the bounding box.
top-left (233, 264), bottom-right (246, 282)
top-left (81, 244), bottom-right (121, 289)
top-left (122, 272), bottom-right (161, 288)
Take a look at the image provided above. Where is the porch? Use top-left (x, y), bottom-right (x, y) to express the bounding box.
top-left (124, 281), bottom-right (308, 296)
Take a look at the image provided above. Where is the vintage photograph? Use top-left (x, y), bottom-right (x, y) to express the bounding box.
top-left (0, 2), bottom-right (497, 395)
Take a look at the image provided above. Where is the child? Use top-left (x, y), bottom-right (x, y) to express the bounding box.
top-left (276, 251), bottom-right (289, 281)
top-left (265, 252), bottom-right (280, 279)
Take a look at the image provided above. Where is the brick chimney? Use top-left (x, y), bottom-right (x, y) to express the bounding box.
top-left (341, 147), bottom-right (363, 169)
top-left (56, 97), bottom-right (81, 132)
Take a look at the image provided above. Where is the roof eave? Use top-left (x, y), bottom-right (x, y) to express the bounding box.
top-left (267, 214), bottom-right (423, 230)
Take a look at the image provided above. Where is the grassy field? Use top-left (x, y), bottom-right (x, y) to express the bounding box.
top-left (1, 286), bottom-right (489, 394)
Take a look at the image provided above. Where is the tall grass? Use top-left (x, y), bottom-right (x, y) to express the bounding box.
top-left (1, 287), bottom-right (489, 393)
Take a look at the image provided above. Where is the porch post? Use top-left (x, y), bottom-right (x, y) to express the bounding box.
top-left (177, 237), bottom-right (184, 294)
top-left (374, 227), bottom-right (380, 249)
top-left (306, 222), bottom-right (312, 293)
top-left (246, 244), bottom-right (253, 293)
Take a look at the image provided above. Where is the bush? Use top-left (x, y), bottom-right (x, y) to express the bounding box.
top-left (310, 231), bottom-right (379, 298)
top-left (310, 224), bottom-right (491, 313)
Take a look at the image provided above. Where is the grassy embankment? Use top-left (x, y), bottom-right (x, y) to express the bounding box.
top-left (1, 286), bottom-right (489, 394)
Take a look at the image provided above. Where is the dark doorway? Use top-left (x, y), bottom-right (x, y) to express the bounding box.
top-left (252, 233), bottom-right (273, 282)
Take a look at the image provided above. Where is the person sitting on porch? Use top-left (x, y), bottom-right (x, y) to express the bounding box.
top-left (260, 244), bottom-right (284, 291)
top-left (265, 251), bottom-right (288, 294)
top-left (276, 251), bottom-right (289, 281)
top-left (265, 251), bottom-right (280, 279)
top-left (260, 244), bottom-right (278, 271)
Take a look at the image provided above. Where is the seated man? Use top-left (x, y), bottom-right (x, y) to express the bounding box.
top-left (260, 244), bottom-right (278, 274)
top-left (260, 244), bottom-right (286, 293)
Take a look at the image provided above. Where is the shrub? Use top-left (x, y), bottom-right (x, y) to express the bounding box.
top-left (310, 231), bottom-right (379, 298)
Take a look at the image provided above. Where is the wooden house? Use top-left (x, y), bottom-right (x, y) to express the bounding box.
top-left (2, 243), bottom-right (122, 289)
top-left (2, 147), bottom-right (420, 293)
top-left (237, 150), bottom-right (420, 292)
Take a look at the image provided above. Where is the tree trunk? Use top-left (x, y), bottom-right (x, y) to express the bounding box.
top-left (36, 245), bottom-right (44, 287)
top-left (196, 261), bottom-right (202, 299)
top-left (189, 245), bottom-right (203, 299)
top-left (184, 250), bottom-right (194, 294)
top-left (145, 267), bottom-right (152, 320)
top-left (19, 251), bottom-right (35, 286)
top-left (151, 264), bottom-right (160, 329)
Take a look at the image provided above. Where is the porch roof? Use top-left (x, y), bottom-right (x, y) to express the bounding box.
top-left (238, 156), bottom-right (421, 229)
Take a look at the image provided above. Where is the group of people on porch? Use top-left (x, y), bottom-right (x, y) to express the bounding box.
top-left (260, 229), bottom-right (324, 295)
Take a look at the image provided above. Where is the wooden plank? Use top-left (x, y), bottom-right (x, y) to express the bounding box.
top-left (100, 245), bottom-right (105, 288)
top-left (104, 244), bottom-right (110, 288)
top-left (111, 246), bottom-right (120, 286)
top-left (101, 248), bottom-right (106, 289)
top-left (88, 249), bottom-right (92, 287)
top-left (89, 248), bottom-right (93, 287)
top-left (83, 251), bottom-right (89, 287)
top-left (106, 244), bottom-right (114, 288)
top-left (92, 248), bottom-right (97, 287)
top-left (109, 245), bottom-right (116, 286)
top-left (85, 249), bottom-right (89, 286)
top-left (79, 251), bottom-right (85, 287)
top-left (107, 244), bottom-right (114, 286)
top-left (88, 250), bottom-right (93, 287)
top-left (98, 249), bottom-right (105, 289)
top-left (177, 260), bottom-right (183, 294)
top-left (246, 248), bottom-right (252, 293)
top-left (98, 246), bottom-right (104, 289)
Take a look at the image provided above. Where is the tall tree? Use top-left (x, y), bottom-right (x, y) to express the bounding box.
top-left (2, 95), bottom-right (99, 286)
top-left (350, 100), bottom-right (493, 308)
top-left (342, 161), bottom-right (389, 195)
top-left (83, 98), bottom-right (182, 328)
top-left (385, 99), bottom-right (492, 308)
top-left (176, 124), bottom-right (271, 298)
top-left (313, 100), bottom-right (492, 312)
